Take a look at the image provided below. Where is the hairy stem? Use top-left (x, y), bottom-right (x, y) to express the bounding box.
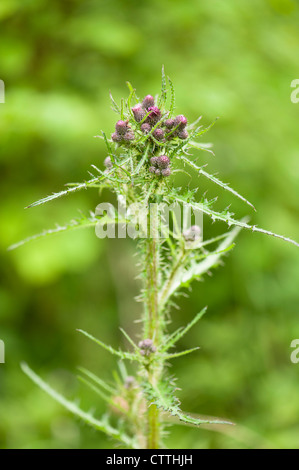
top-left (144, 204), bottom-right (162, 449)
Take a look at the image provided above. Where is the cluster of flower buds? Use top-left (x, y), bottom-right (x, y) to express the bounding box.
top-left (132, 95), bottom-right (188, 141)
top-left (149, 155), bottom-right (171, 177)
top-left (183, 225), bottom-right (202, 242)
top-left (111, 120), bottom-right (135, 144)
top-left (138, 338), bottom-right (156, 356)
top-left (164, 115), bottom-right (188, 140)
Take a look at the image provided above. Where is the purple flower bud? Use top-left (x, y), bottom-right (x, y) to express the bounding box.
top-left (149, 166), bottom-right (156, 174)
top-left (141, 123), bottom-right (151, 134)
top-left (164, 118), bottom-right (175, 129)
top-left (111, 132), bottom-right (123, 142)
top-left (150, 156), bottom-right (159, 166)
top-left (140, 123), bottom-right (151, 135)
top-left (123, 131), bottom-right (135, 141)
top-left (153, 128), bottom-right (165, 141)
top-left (161, 168), bottom-right (171, 177)
top-left (174, 114), bottom-right (187, 129)
top-left (155, 169), bottom-right (161, 176)
top-left (156, 155), bottom-right (170, 169)
top-left (147, 106), bottom-right (161, 124)
top-left (132, 104), bottom-right (146, 122)
top-left (142, 95), bottom-right (155, 109)
top-left (138, 338), bottom-right (156, 356)
top-left (104, 156), bottom-right (112, 169)
top-left (178, 129), bottom-right (189, 140)
top-left (115, 120), bottom-right (129, 135)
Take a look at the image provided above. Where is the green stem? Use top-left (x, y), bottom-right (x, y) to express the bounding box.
top-left (144, 204), bottom-right (162, 449)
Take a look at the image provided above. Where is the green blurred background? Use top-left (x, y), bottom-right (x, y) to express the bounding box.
top-left (1, 0), bottom-right (299, 449)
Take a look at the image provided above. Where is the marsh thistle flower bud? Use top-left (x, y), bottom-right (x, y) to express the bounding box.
top-left (161, 168), bottom-right (171, 177)
top-left (150, 156), bottom-right (159, 166)
top-left (174, 114), bottom-right (187, 129)
top-left (164, 118), bottom-right (175, 129)
top-left (178, 129), bottom-right (189, 140)
top-left (141, 123), bottom-right (151, 134)
top-left (132, 104), bottom-right (146, 122)
top-left (123, 131), bottom-right (135, 141)
top-left (111, 132), bottom-right (122, 142)
top-left (183, 225), bottom-right (202, 242)
top-left (156, 155), bottom-right (170, 169)
top-left (142, 95), bottom-right (155, 109)
top-left (153, 128), bottom-right (165, 141)
top-left (115, 120), bottom-right (129, 135)
top-left (149, 154), bottom-right (171, 177)
top-left (104, 156), bottom-right (112, 169)
top-left (138, 338), bottom-right (156, 356)
top-left (147, 106), bottom-right (161, 124)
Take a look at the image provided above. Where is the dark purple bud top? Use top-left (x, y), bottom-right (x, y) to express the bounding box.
top-left (141, 123), bottom-right (151, 134)
top-left (111, 132), bottom-right (123, 142)
top-left (178, 129), bottom-right (189, 140)
top-left (174, 114), bottom-right (188, 129)
top-left (150, 156), bottom-right (159, 166)
top-left (164, 118), bottom-right (175, 129)
top-left (149, 166), bottom-right (156, 174)
top-left (161, 168), bottom-right (171, 177)
top-left (183, 225), bottom-right (202, 242)
top-left (153, 128), bottom-right (165, 141)
top-left (104, 156), bottom-right (112, 169)
top-left (132, 104), bottom-right (146, 122)
top-left (156, 155), bottom-right (170, 169)
top-left (142, 95), bottom-right (155, 109)
top-left (115, 120), bottom-right (129, 135)
top-left (123, 131), bottom-right (135, 141)
top-left (147, 106), bottom-right (161, 124)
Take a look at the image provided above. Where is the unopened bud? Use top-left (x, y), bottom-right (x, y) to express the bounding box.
top-left (164, 118), bottom-right (175, 129)
top-left (115, 120), bottom-right (129, 135)
top-left (132, 104), bottom-right (146, 122)
top-left (156, 155), bottom-right (170, 169)
top-left (178, 129), bottom-right (188, 140)
top-left (183, 225), bottom-right (202, 242)
top-left (111, 132), bottom-right (122, 142)
top-left (142, 95), bottom-right (155, 109)
top-left (153, 128), bottom-right (165, 141)
top-left (138, 338), bottom-right (156, 356)
top-left (174, 114), bottom-right (187, 129)
top-left (161, 168), bottom-right (171, 177)
top-left (123, 131), bottom-right (135, 141)
top-left (104, 156), bottom-right (112, 169)
top-left (141, 123), bottom-right (151, 134)
top-left (147, 106), bottom-right (161, 124)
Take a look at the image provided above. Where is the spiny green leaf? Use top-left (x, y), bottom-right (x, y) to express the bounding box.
top-left (78, 367), bottom-right (117, 395)
top-left (8, 211), bottom-right (100, 251)
top-left (163, 347), bottom-right (200, 359)
top-left (161, 307), bottom-right (207, 352)
top-left (21, 362), bottom-right (136, 447)
top-left (180, 155), bottom-right (255, 210)
top-left (77, 329), bottom-right (141, 362)
top-left (25, 177), bottom-right (104, 208)
top-left (175, 196), bottom-right (299, 247)
top-left (142, 379), bottom-right (232, 427)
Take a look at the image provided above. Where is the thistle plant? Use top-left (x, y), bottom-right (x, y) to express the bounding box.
top-left (11, 68), bottom-right (299, 449)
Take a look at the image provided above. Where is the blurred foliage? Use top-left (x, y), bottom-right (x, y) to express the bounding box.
top-left (1, 0), bottom-right (299, 449)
